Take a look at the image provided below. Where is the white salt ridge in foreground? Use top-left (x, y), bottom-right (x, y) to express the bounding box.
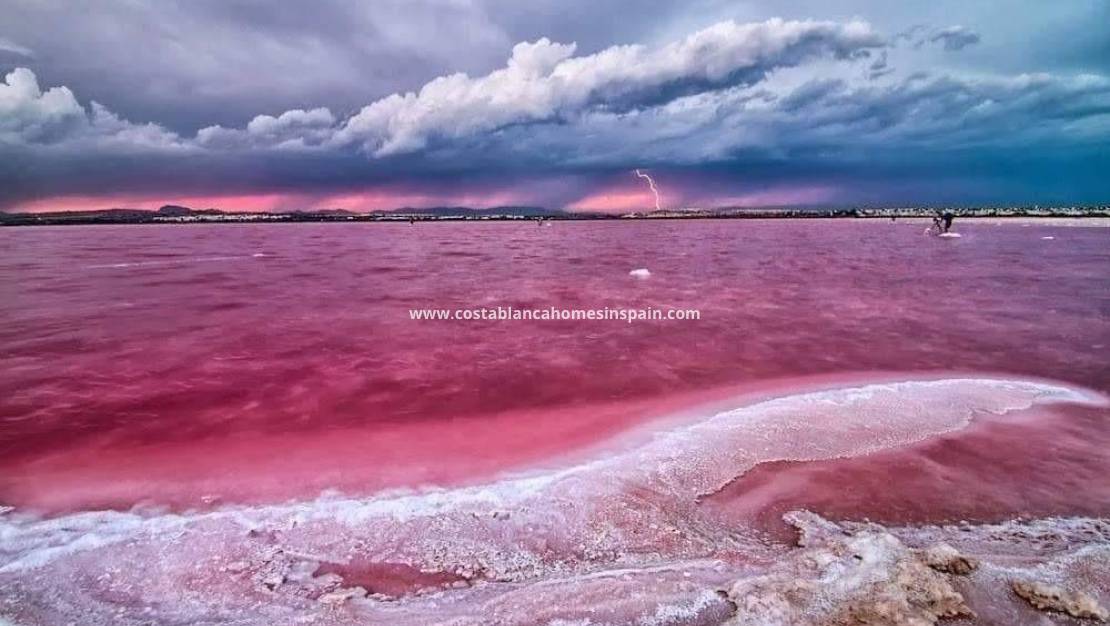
top-left (1, 378), bottom-right (1106, 625)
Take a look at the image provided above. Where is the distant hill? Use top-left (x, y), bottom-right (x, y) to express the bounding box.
top-left (288, 208), bottom-right (359, 217)
top-left (31, 208), bottom-right (160, 220)
top-left (0, 205), bottom-right (225, 223)
top-left (156, 204), bottom-right (224, 217)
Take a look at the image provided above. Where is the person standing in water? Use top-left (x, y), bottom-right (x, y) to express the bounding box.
top-left (927, 210), bottom-right (954, 235)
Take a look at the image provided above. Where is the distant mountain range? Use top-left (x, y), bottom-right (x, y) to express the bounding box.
top-left (0, 204), bottom-right (574, 225)
top-left (0, 204), bottom-right (227, 223)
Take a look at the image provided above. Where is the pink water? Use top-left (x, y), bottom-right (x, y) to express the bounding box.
top-left (2, 220), bottom-right (1110, 625)
top-left (1, 220), bottom-right (1108, 518)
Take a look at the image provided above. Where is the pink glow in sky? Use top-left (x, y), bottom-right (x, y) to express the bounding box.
top-left (12, 180), bottom-right (839, 214)
top-left (568, 180), bottom-right (839, 212)
top-left (567, 188), bottom-right (659, 212)
top-left (10, 188), bottom-right (537, 214)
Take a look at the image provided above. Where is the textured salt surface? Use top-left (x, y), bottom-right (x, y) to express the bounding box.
top-left (1, 377), bottom-right (1107, 625)
top-left (701, 399), bottom-right (1110, 541)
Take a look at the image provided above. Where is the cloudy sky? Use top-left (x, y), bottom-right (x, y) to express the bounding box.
top-left (1, 0), bottom-right (1108, 212)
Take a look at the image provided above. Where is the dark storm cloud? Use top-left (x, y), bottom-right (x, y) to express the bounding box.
top-left (1, 16), bottom-right (881, 154)
top-left (929, 26), bottom-right (981, 52)
top-left (5, 0), bottom-right (1102, 134)
top-left (1, 1), bottom-right (1109, 210)
top-left (0, 0), bottom-right (703, 134)
top-left (0, 0), bottom-right (517, 132)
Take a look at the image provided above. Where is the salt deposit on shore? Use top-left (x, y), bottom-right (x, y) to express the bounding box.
top-left (2, 377), bottom-right (1106, 625)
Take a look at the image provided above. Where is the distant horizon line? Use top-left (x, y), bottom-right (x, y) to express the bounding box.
top-left (5, 202), bottom-right (1110, 217)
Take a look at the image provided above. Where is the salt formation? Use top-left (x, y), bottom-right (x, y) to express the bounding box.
top-left (918, 543), bottom-right (978, 575)
top-left (722, 511), bottom-right (975, 625)
top-left (1012, 580), bottom-right (1108, 621)
top-left (1, 377), bottom-right (1106, 625)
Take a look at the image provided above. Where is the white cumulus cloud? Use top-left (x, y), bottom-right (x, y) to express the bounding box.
top-left (332, 18), bottom-right (885, 155)
top-left (197, 107), bottom-right (337, 149)
top-left (1, 67), bottom-right (183, 150)
top-left (4, 17), bottom-right (1106, 172)
top-left (1, 67), bottom-right (86, 143)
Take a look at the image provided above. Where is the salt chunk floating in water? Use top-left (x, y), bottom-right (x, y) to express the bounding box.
top-left (629, 268), bottom-right (651, 279)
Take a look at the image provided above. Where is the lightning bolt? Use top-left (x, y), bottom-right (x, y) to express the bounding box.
top-left (634, 169), bottom-right (663, 211)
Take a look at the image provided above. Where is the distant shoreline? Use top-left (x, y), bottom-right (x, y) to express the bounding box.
top-left (2, 205), bottom-right (1109, 227)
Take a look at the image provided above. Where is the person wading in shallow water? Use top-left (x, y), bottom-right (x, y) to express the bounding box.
top-left (928, 210), bottom-right (956, 235)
